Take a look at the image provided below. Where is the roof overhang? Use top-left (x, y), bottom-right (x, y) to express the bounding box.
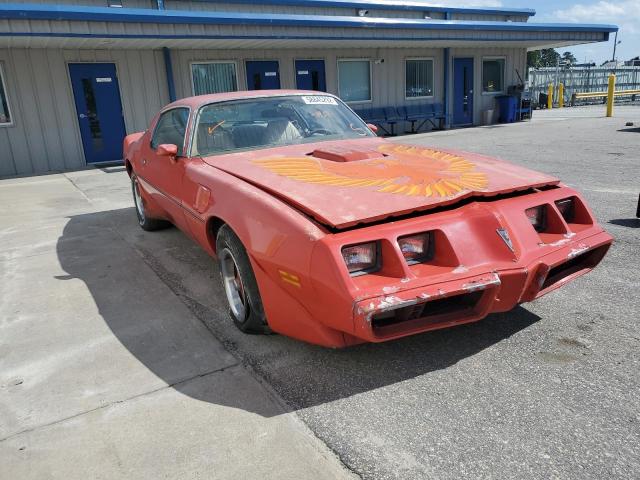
top-left (0, 4), bottom-right (617, 50)
top-left (179, 0), bottom-right (537, 17)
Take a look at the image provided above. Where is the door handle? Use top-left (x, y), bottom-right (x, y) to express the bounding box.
top-left (79, 114), bottom-right (88, 119)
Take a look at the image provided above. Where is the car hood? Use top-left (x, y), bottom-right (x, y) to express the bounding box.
top-left (204, 137), bottom-right (559, 229)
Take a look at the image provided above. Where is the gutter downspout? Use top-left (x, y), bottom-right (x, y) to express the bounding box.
top-left (163, 47), bottom-right (176, 102)
top-left (443, 11), bottom-right (451, 129)
top-left (443, 47), bottom-right (450, 129)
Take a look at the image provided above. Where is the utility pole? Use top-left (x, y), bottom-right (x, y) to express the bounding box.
top-left (612, 31), bottom-right (621, 63)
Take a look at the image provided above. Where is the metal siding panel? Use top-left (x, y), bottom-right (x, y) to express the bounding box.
top-left (29, 49), bottom-right (65, 170)
top-left (122, 50), bottom-right (146, 131)
top-left (0, 47), bottom-right (173, 176)
top-left (0, 6), bottom-right (613, 34)
top-left (46, 49), bottom-right (85, 169)
top-left (0, 126), bottom-right (16, 176)
top-left (0, 49), bottom-right (18, 175)
top-left (8, 48), bottom-right (49, 173)
top-left (0, 0), bottom-right (535, 18)
top-left (141, 49), bottom-right (165, 124)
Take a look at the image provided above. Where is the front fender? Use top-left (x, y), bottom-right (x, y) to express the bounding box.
top-left (123, 131), bottom-right (145, 167)
top-left (184, 160), bottom-right (350, 343)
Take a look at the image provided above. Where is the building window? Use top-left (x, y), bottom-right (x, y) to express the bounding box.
top-left (0, 63), bottom-right (12, 126)
top-left (338, 59), bottom-right (371, 103)
top-left (191, 62), bottom-right (238, 96)
top-left (405, 58), bottom-right (434, 99)
top-left (482, 58), bottom-right (505, 93)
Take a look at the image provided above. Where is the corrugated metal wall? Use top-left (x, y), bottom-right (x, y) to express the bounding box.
top-left (0, 45), bottom-right (525, 176)
top-left (0, 48), bottom-right (169, 176)
top-left (171, 47), bottom-right (447, 107)
top-left (173, 46), bottom-right (526, 121)
top-left (0, 0), bottom-right (154, 7)
top-left (0, 0), bottom-right (525, 22)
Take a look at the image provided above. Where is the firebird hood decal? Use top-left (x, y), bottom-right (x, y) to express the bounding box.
top-left (253, 144), bottom-right (489, 198)
top-left (206, 138), bottom-right (559, 229)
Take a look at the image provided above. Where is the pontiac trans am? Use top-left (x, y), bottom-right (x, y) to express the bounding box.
top-left (123, 90), bottom-right (612, 347)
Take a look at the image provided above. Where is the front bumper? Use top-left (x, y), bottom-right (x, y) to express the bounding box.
top-left (304, 186), bottom-right (613, 346)
top-left (351, 230), bottom-right (611, 342)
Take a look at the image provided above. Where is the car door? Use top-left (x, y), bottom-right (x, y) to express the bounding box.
top-left (137, 107), bottom-right (191, 230)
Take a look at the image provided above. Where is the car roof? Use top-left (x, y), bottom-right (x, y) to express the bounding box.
top-left (164, 89), bottom-right (336, 110)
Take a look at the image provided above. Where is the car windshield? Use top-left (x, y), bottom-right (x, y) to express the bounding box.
top-left (192, 94), bottom-right (373, 157)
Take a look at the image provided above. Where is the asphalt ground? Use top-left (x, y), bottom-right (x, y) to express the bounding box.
top-left (2, 104), bottom-right (639, 479)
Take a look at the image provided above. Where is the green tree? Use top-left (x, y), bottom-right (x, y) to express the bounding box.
top-left (561, 51), bottom-right (577, 65)
top-left (527, 48), bottom-right (561, 68)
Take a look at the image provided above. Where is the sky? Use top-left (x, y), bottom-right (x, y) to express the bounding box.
top-left (433, 1), bottom-right (638, 64)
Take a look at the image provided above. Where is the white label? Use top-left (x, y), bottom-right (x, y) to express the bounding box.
top-left (301, 95), bottom-right (338, 105)
top-left (264, 72), bottom-right (277, 77)
top-left (96, 77), bottom-right (112, 83)
top-left (297, 70), bottom-right (309, 75)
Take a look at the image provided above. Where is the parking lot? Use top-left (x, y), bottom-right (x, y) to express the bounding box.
top-left (1, 105), bottom-right (639, 479)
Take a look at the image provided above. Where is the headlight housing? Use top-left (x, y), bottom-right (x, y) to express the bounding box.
top-left (398, 232), bottom-right (433, 264)
top-left (341, 242), bottom-right (380, 275)
top-left (555, 197), bottom-right (575, 223)
top-left (525, 205), bottom-right (546, 232)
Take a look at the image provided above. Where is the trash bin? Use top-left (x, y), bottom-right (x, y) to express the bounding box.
top-left (538, 92), bottom-right (548, 109)
top-left (482, 109), bottom-right (494, 125)
top-left (496, 95), bottom-right (517, 123)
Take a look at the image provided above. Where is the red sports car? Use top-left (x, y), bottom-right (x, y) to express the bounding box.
top-left (123, 90), bottom-right (612, 347)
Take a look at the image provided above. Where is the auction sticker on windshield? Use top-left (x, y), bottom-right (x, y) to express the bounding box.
top-left (301, 95), bottom-right (338, 105)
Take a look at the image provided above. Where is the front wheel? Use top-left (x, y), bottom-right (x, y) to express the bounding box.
top-left (131, 174), bottom-right (170, 231)
top-left (216, 225), bottom-right (270, 334)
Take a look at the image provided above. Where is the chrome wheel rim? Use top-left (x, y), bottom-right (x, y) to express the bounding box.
top-left (220, 247), bottom-right (248, 320)
top-left (133, 177), bottom-right (145, 221)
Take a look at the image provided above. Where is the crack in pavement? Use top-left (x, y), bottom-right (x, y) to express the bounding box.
top-left (0, 363), bottom-right (240, 443)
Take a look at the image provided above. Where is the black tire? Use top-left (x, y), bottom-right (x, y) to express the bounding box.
top-left (216, 224), bottom-right (271, 334)
top-left (131, 174), bottom-right (171, 231)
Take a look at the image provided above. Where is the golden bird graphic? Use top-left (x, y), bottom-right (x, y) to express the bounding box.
top-left (253, 144), bottom-right (488, 198)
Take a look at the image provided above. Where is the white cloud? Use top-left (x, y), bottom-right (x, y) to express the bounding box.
top-left (553, 1), bottom-right (640, 34)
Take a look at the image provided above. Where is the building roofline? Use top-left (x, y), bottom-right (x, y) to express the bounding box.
top-left (181, 0), bottom-right (537, 17)
top-left (0, 4), bottom-right (618, 33)
top-left (0, 31), bottom-right (612, 42)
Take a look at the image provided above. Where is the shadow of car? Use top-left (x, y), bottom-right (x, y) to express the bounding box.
top-left (56, 207), bottom-right (542, 415)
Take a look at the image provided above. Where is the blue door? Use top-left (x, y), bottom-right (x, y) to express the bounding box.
top-left (295, 59), bottom-right (326, 91)
top-left (245, 61), bottom-right (280, 90)
top-left (69, 63), bottom-right (126, 164)
top-left (453, 58), bottom-right (474, 125)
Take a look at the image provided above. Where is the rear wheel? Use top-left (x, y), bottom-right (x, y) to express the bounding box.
top-left (216, 225), bottom-right (270, 334)
top-left (131, 174), bottom-right (170, 231)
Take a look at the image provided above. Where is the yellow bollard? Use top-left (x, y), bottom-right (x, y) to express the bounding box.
top-left (606, 74), bottom-right (615, 117)
top-left (558, 83), bottom-right (564, 108)
top-left (547, 83), bottom-right (553, 109)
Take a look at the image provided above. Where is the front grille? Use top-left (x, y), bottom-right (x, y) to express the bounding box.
top-left (371, 290), bottom-right (484, 336)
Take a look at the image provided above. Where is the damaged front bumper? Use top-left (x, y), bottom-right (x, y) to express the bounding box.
top-left (351, 230), bottom-right (611, 342)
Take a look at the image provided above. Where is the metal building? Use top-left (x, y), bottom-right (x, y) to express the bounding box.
top-left (0, 1), bottom-right (617, 176)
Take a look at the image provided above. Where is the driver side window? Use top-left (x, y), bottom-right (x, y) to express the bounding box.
top-left (151, 108), bottom-right (190, 155)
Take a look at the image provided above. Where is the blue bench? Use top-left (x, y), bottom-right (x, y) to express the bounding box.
top-left (352, 107), bottom-right (387, 135)
top-left (353, 103), bottom-right (444, 136)
top-left (398, 103), bottom-right (445, 133)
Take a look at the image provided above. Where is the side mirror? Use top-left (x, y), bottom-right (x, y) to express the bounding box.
top-left (366, 123), bottom-right (379, 134)
top-left (156, 144), bottom-right (178, 161)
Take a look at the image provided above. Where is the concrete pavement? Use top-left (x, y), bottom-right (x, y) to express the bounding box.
top-left (0, 170), bottom-right (356, 479)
